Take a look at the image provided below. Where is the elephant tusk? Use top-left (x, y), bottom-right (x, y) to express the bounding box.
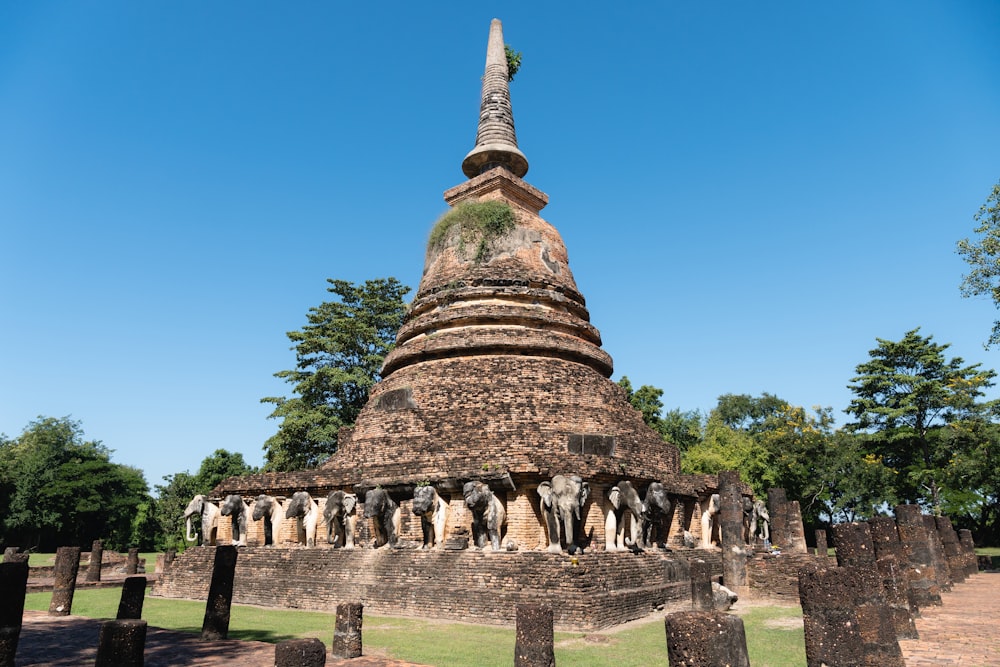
top-left (185, 516), bottom-right (196, 542)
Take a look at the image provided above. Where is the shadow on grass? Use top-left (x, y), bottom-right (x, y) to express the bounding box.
top-left (166, 625), bottom-right (298, 644)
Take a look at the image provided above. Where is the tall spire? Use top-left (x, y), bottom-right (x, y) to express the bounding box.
top-left (461, 19), bottom-right (529, 179)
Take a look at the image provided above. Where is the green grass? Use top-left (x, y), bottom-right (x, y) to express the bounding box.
top-left (24, 551), bottom-right (160, 568)
top-left (24, 589), bottom-right (806, 666)
top-left (976, 546), bottom-right (1000, 557)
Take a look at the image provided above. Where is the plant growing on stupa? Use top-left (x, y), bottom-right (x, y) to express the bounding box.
top-left (428, 200), bottom-right (516, 264)
top-left (505, 44), bottom-right (521, 82)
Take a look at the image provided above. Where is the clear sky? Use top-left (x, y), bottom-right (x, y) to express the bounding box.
top-left (2, 2), bottom-right (999, 493)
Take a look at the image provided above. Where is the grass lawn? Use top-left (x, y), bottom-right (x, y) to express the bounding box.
top-left (24, 589), bottom-right (807, 666)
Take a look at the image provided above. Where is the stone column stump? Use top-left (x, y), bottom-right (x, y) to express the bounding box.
top-left (690, 560), bottom-right (714, 611)
top-left (48, 546), bottom-right (81, 616)
top-left (201, 546), bottom-right (237, 640)
top-left (331, 602), bottom-right (363, 659)
top-left (798, 565), bottom-right (904, 666)
top-left (126, 548), bottom-right (139, 576)
top-left (814, 529), bottom-right (828, 557)
top-left (934, 516), bottom-right (966, 584)
top-left (514, 603), bottom-right (554, 667)
top-left (894, 504), bottom-right (942, 608)
top-left (921, 515), bottom-right (952, 591)
top-left (664, 610), bottom-right (750, 667)
top-left (831, 522), bottom-right (876, 567)
top-left (718, 471), bottom-right (748, 589)
top-left (276, 638), bottom-right (326, 667)
top-left (767, 488), bottom-right (789, 550)
top-left (95, 618), bottom-right (146, 667)
top-left (785, 500), bottom-right (808, 553)
top-left (86, 539), bottom-right (103, 583)
top-left (0, 561), bottom-right (29, 667)
top-left (117, 576), bottom-right (147, 620)
top-left (958, 529), bottom-right (978, 576)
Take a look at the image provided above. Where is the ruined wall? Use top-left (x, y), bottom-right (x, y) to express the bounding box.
top-left (745, 552), bottom-right (831, 602)
top-left (154, 547), bottom-right (723, 631)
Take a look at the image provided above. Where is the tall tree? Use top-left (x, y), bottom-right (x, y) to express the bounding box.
top-left (957, 179), bottom-right (1000, 347)
top-left (262, 277), bottom-right (410, 471)
top-left (845, 328), bottom-right (997, 513)
top-left (0, 417), bottom-right (150, 550)
top-left (617, 376), bottom-right (667, 437)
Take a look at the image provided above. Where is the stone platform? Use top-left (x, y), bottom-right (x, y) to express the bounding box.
top-left (152, 546), bottom-right (721, 631)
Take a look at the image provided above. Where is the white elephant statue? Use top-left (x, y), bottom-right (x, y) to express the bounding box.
top-left (323, 490), bottom-right (358, 549)
top-left (412, 485), bottom-right (449, 549)
top-left (537, 475), bottom-right (590, 554)
top-left (183, 494), bottom-right (220, 546)
top-left (606, 481), bottom-right (642, 552)
top-left (700, 493), bottom-right (721, 548)
top-left (750, 499), bottom-right (770, 545)
top-left (285, 491), bottom-right (320, 547)
top-left (463, 481), bottom-right (506, 551)
top-left (219, 494), bottom-right (250, 546)
top-left (251, 494), bottom-right (286, 546)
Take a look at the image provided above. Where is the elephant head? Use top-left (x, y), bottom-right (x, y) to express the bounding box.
top-left (251, 494), bottom-right (283, 546)
top-left (323, 490), bottom-right (358, 548)
top-left (639, 482), bottom-right (671, 549)
top-left (285, 491), bottom-right (319, 546)
top-left (364, 488), bottom-right (400, 548)
top-left (537, 475), bottom-right (590, 554)
top-left (412, 485), bottom-right (449, 549)
top-left (751, 499), bottom-right (770, 543)
top-left (463, 481), bottom-right (506, 551)
top-left (219, 494), bottom-right (249, 546)
top-left (606, 480), bottom-right (643, 551)
top-left (182, 494), bottom-right (219, 546)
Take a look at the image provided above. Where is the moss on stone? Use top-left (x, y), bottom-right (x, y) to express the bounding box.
top-left (428, 200), bottom-right (516, 264)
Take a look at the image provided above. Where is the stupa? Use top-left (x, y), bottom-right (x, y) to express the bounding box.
top-left (155, 19), bottom-right (729, 630)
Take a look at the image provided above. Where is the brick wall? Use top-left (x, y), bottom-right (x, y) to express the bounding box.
top-left (745, 552), bottom-right (830, 602)
top-left (153, 546), bottom-right (724, 631)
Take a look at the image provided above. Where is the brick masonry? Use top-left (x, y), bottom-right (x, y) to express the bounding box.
top-left (152, 546), bottom-right (723, 631)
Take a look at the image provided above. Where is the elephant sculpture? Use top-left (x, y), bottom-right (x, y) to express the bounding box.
top-left (749, 499), bottom-right (770, 545)
top-left (639, 482), bottom-right (672, 549)
top-left (412, 485), bottom-right (448, 549)
top-left (323, 490), bottom-right (358, 549)
top-left (605, 481), bottom-right (642, 551)
top-left (363, 487), bottom-right (400, 548)
top-left (183, 494), bottom-right (220, 546)
top-left (219, 494), bottom-right (250, 546)
top-left (463, 481), bottom-right (506, 551)
top-left (251, 494), bottom-right (285, 546)
top-left (700, 493), bottom-right (721, 548)
top-left (285, 491), bottom-right (320, 547)
top-left (537, 475), bottom-right (590, 554)
top-left (741, 496), bottom-right (755, 545)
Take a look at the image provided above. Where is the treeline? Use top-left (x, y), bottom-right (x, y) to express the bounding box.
top-left (0, 416), bottom-right (255, 552)
top-left (621, 330), bottom-right (1000, 544)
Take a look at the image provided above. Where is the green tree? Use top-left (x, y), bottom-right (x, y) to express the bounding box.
top-left (845, 328), bottom-right (997, 513)
top-left (661, 408), bottom-right (704, 452)
top-left (957, 179), bottom-right (1000, 347)
top-left (617, 376), bottom-right (668, 437)
top-left (262, 277), bottom-right (410, 471)
top-left (0, 417), bottom-right (150, 551)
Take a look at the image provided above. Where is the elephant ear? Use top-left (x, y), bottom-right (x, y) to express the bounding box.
top-left (537, 481), bottom-right (554, 508)
top-left (608, 485), bottom-right (622, 510)
top-left (343, 494), bottom-right (357, 515)
top-left (580, 481), bottom-right (590, 508)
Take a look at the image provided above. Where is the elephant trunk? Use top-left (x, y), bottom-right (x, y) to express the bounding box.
top-left (185, 516), bottom-right (196, 542)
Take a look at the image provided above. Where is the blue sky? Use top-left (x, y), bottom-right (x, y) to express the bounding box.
top-left (2, 2), bottom-right (999, 492)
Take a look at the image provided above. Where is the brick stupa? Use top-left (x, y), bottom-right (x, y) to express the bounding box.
top-left (168, 21), bottom-right (729, 630)
top-left (218, 19), bottom-right (705, 546)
